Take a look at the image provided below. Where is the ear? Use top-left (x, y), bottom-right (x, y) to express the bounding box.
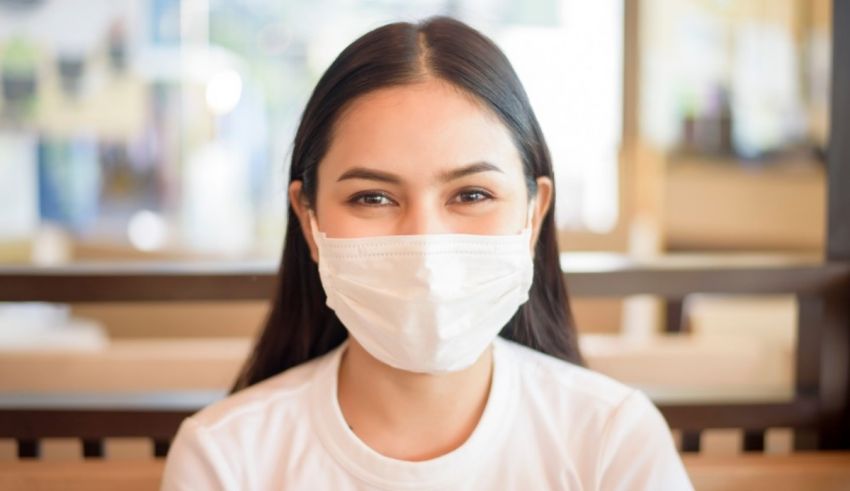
top-left (530, 176), bottom-right (553, 255)
top-left (288, 180), bottom-right (319, 263)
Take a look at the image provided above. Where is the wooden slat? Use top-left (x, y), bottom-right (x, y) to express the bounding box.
top-left (0, 341), bottom-right (247, 391)
top-left (659, 397), bottom-right (821, 431)
top-left (813, 287), bottom-right (850, 449)
top-left (0, 391), bottom-right (821, 439)
top-left (0, 391), bottom-right (222, 439)
top-left (0, 410), bottom-right (190, 440)
top-left (795, 294), bottom-right (825, 450)
top-left (0, 261), bottom-right (276, 302)
top-left (0, 460), bottom-right (165, 491)
top-left (821, 0), bottom-right (850, 451)
top-left (2, 454), bottom-right (848, 491)
top-left (683, 452), bottom-right (850, 491)
top-left (562, 257), bottom-right (850, 297)
top-left (0, 335), bottom-right (792, 392)
top-left (0, 255), bottom-right (847, 302)
top-left (0, 391), bottom-right (225, 410)
top-left (828, 0), bottom-right (850, 261)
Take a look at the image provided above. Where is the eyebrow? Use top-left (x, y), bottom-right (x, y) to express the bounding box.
top-left (336, 161), bottom-right (504, 184)
top-left (438, 161), bottom-right (504, 182)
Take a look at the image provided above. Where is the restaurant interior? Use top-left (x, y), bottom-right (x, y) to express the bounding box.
top-left (0, 0), bottom-right (848, 489)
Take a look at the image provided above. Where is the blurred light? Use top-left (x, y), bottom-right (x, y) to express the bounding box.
top-left (127, 210), bottom-right (167, 251)
top-left (205, 69), bottom-right (242, 115)
top-left (30, 224), bottom-right (72, 265)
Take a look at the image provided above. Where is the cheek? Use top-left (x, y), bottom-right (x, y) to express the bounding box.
top-left (466, 201), bottom-right (528, 235)
top-left (457, 215), bottom-right (512, 235)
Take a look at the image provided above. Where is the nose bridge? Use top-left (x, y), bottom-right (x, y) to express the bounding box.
top-left (397, 196), bottom-right (449, 235)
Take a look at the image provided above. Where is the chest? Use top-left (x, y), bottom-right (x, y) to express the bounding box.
top-left (249, 417), bottom-right (595, 491)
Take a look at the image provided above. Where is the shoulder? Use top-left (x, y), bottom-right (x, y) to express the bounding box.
top-left (495, 337), bottom-right (666, 446)
top-left (172, 344), bottom-right (341, 453)
top-left (161, 348), bottom-right (341, 490)
top-left (496, 336), bottom-right (638, 410)
top-left (189, 352), bottom-right (328, 431)
top-left (496, 338), bottom-right (692, 489)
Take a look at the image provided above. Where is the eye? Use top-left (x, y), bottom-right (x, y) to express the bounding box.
top-left (349, 191), bottom-right (395, 207)
top-left (453, 188), bottom-right (494, 204)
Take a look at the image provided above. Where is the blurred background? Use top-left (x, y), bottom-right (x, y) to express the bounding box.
top-left (0, 0), bottom-right (839, 463)
top-left (0, 0), bottom-right (829, 263)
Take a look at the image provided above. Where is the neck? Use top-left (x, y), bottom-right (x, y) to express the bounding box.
top-left (337, 337), bottom-right (494, 461)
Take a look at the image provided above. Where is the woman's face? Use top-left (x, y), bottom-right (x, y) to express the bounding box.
top-left (290, 78), bottom-right (551, 260)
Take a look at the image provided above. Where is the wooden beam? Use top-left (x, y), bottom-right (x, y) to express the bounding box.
top-left (827, 0), bottom-right (850, 260)
top-left (818, 0), bottom-right (850, 449)
top-left (0, 255), bottom-right (847, 302)
top-left (0, 410), bottom-right (190, 440)
top-left (0, 391), bottom-right (821, 439)
top-left (659, 397), bottom-right (821, 431)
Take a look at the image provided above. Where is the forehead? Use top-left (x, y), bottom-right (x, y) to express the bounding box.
top-left (319, 79), bottom-right (523, 180)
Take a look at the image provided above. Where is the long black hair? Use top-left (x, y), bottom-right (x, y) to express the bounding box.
top-left (233, 15), bottom-right (583, 391)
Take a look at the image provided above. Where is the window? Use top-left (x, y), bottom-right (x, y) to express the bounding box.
top-left (0, 0), bottom-right (623, 263)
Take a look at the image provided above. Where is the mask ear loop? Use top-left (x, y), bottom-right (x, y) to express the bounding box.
top-left (523, 198), bottom-right (536, 233)
top-left (307, 209), bottom-right (324, 242)
top-left (523, 197), bottom-right (539, 255)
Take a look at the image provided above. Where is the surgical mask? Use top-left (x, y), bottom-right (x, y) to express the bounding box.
top-left (309, 206), bottom-right (535, 374)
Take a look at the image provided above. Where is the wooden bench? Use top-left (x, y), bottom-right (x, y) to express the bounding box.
top-left (1, 253), bottom-right (847, 451)
top-left (0, 460), bottom-right (164, 491)
top-left (1, 260), bottom-right (839, 469)
top-left (684, 452), bottom-right (850, 491)
top-left (1, 453), bottom-right (848, 491)
top-left (0, 334), bottom-right (792, 392)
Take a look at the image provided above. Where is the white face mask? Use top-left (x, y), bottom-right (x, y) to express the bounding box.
top-left (309, 205), bottom-right (535, 374)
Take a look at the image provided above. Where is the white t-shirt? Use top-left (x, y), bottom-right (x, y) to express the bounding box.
top-left (161, 336), bottom-right (694, 490)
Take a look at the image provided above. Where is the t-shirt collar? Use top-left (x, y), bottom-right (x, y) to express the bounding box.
top-left (309, 337), bottom-right (519, 490)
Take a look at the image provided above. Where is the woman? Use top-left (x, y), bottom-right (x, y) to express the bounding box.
top-left (161, 16), bottom-right (693, 490)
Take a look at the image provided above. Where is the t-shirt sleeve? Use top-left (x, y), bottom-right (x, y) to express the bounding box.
top-left (160, 417), bottom-right (240, 491)
top-left (596, 390), bottom-right (694, 491)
